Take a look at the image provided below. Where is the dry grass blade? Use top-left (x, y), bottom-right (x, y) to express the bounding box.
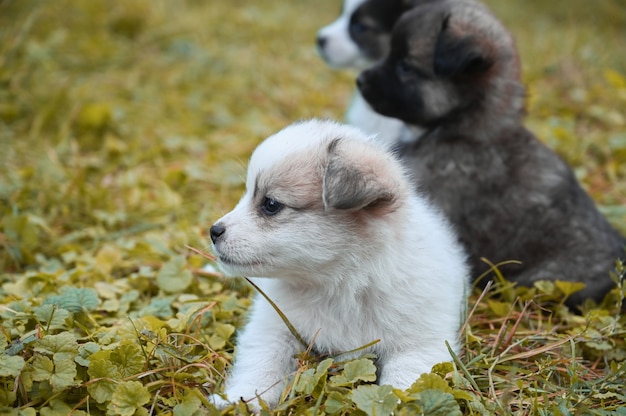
top-left (185, 245), bottom-right (217, 262)
top-left (244, 277), bottom-right (309, 350)
top-left (447, 340), bottom-right (481, 392)
top-left (496, 336), bottom-right (575, 364)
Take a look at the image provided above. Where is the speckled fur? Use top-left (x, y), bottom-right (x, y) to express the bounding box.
top-left (357, 1), bottom-right (625, 307)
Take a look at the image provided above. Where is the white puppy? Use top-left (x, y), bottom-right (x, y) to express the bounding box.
top-left (209, 119), bottom-right (468, 408)
top-left (316, 0), bottom-right (406, 143)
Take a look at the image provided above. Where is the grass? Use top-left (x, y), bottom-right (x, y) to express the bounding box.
top-left (0, 0), bottom-right (625, 414)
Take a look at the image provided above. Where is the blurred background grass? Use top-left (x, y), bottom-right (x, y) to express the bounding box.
top-left (0, 0), bottom-right (625, 271)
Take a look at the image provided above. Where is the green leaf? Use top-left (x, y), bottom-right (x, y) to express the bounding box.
top-left (34, 333), bottom-right (78, 361)
top-left (450, 389), bottom-right (477, 403)
top-left (95, 244), bottom-right (124, 275)
top-left (107, 380), bottom-right (151, 416)
top-left (76, 341), bottom-right (101, 367)
top-left (33, 304), bottom-right (71, 327)
top-left (29, 353), bottom-right (78, 391)
top-left (409, 373), bottom-right (452, 394)
top-left (31, 355), bottom-right (55, 381)
top-left (554, 280), bottom-right (586, 298)
top-left (109, 341), bottom-right (145, 377)
top-left (431, 362), bottom-right (454, 379)
top-left (156, 255), bottom-right (193, 293)
top-left (1, 213), bottom-right (44, 262)
top-left (330, 358), bottom-right (377, 386)
top-left (486, 300), bottom-right (511, 317)
top-left (415, 389), bottom-right (462, 416)
top-left (172, 390), bottom-right (203, 416)
top-left (324, 391), bottom-right (353, 415)
top-left (585, 340), bottom-right (614, 351)
top-left (295, 358), bottom-right (333, 395)
top-left (0, 389), bottom-right (16, 408)
top-left (0, 354), bottom-right (25, 377)
top-left (395, 404), bottom-right (425, 415)
top-left (137, 297), bottom-right (175, 319)
top-left (43, 287), bottom-right (99, 313)
top-left (136, 315), bottom-right (169, 333)
top-left (208, 323), bottom-right (236, 350)
top-left (351, 384), bottom-right (398, 416)
top-left (87, 359), bottom-right (122, 404)
top-left (49, 358), bottom-right (77, 392)
top-left (40, 398), bottom-right (88, 416)
top-left (533, 280), bottom-right (555, 296)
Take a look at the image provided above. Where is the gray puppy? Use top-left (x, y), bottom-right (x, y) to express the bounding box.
top-left (357, 1), bottom-right (625, 307)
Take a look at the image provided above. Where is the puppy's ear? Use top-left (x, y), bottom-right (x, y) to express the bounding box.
top-left (433, 15), bottom-right (494, 78)
top-left (322, 139), bottom-right (398, 211)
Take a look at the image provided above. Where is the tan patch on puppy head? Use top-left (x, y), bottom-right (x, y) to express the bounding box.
top-left (255, 150), bottom-right (324, 211)
top-left (322, 138), bottom-right (404, 214)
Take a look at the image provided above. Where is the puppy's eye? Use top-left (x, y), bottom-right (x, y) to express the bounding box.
top-left (260, 197), bottom-right (284, 216)
top-left (396, 60), bottom-right (413, 77)
top-left (350, 22), bottom-right (372, 36)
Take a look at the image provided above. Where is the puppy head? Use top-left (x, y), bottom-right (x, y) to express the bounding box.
top-left (317, 0), bottom-right (371, 69)
top-left (210, 120), bottom-right (406, 281)
top-left (317, 0), bottom-right (422, 70)
top-left (357, 1), bottom-right (520, 129)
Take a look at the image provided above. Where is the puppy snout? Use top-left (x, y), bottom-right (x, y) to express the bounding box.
top-left (210, 223), bottom-right (226, 243)
top-left (316, 34), bottom-right (327, 50)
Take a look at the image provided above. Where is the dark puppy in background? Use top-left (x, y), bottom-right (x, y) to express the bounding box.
top-left (357, 0), bottom-right (625, 307)
top-left (316, 0), bottom-right (406, 143)
top-left (317, 0), bottom-right (449, 143)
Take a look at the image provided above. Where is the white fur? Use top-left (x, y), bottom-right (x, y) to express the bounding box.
top-left (317, 0), bottom-right (370, 70)
top-left (346, 92), bottom-right (407, 143)
top-left (316, 0), bottom-right (408, 143)
top-left (210, 120), bottom-right (468, 409)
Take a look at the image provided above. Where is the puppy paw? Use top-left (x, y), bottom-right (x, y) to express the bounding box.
top-left (208, 392), bottom-right (264, 412)
top-left (207, 393), bottom-right (232, 409)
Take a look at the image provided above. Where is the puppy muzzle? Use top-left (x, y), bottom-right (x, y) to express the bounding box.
top-left (209, 223), bottom-right (226, 244)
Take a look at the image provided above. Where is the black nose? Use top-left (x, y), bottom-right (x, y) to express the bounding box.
top-left (316, 34), bottom-right (327, 49)
top-left (210, 223), bottom-right (226, 243)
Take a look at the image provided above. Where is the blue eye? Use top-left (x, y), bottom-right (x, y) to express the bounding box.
top-left (261, 197), bottom-right (284, 216)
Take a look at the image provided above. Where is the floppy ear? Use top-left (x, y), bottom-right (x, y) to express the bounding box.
top-left (322, 139), bottom-right (397, 211)
top-left (433, 15), bottom-right (494, 78)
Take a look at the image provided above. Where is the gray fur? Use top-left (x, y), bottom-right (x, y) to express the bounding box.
top-left (357, 0), bottom-right (625, 307)
top-left (323, 139), bottom-right (396, 210)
